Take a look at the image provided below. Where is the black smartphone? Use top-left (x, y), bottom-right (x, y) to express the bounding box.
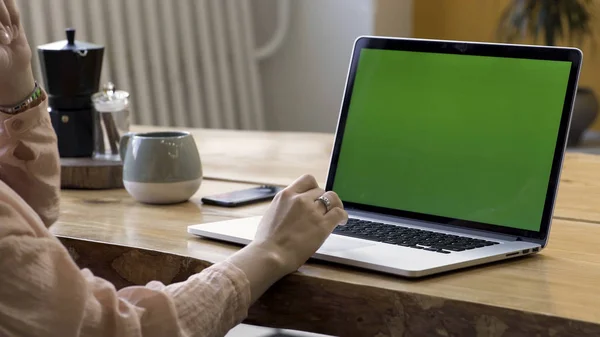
top-left (201, 185), bottom-right (283, 207)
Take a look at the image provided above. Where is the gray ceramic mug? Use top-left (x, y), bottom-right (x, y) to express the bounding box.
top-left (119, 131), bottom-right (202, 204)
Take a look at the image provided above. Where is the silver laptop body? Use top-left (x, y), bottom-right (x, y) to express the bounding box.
top-left (189, 36), bottom-right (582, 278)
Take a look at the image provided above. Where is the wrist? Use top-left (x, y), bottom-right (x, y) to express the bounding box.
top-left (228, 241), bottom-right (292, 303)
top-left (0, 67), bottom-right (36, 107)
top-left (246, 242), bottom-right (292, 275)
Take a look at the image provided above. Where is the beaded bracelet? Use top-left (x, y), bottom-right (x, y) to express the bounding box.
top-left (0, 82), bottom-right (44, 115)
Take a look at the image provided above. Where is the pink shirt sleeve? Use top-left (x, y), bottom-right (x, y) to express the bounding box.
top-left (0, 98), bottom-right (252, 337)
top-left (0, 97), bottom-right (60, 227)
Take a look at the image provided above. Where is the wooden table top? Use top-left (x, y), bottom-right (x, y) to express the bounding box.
top-left (133, 125), bottom-right (600, 224)
top-left (52, 127), bottom-right (600, 336)
top-left (132, 125), bottom-right (333, 186)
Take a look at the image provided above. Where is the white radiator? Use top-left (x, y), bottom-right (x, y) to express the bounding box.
top-left (17, 0), bottom-right (290, 129)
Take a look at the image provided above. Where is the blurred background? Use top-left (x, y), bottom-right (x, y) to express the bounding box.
top-left (17, 0), bottom-right (600, 142)
top-left (20, 0), bottom-right (389, 133)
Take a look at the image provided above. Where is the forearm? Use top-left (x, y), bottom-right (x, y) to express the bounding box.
top-left (0, 190), bottom-right (252, 337)
top-left (0, 96), bottom-right (61, 226)
top-left (227, 242), bottom-right (291, 303)
top-left (0, 66), bottom-right (35, 106)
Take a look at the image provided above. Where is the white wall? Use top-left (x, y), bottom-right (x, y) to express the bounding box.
top-left (253, 0), bottom-right (413, 133)
top-left (253, 0), bottom-right (374, 132)
top-left (375, 0), bottom-right (413, 38)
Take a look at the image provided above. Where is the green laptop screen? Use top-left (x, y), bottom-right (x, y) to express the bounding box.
top-left (332, 48), bottom-right (572, 232)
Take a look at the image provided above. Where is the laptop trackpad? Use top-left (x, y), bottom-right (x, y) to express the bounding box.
top-left (318, 234), bottom-right (377, 254)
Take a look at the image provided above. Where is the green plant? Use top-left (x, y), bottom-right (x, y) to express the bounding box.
top-left (498, 0), bottom-right (594, 46)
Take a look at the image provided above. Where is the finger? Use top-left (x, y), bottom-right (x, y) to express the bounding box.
top-left (0, 1), bottom-right (12, 33)
top-left (314, 190), bottom-right (344, 215)
top-left (323, 208), bottom-right (349, 231)
top-left (0, 25), bottom-right (8, 45)
top-left (289, 174), bottom-right (319, 193)
top-left (298, 187), bottom-right (325, 202)
top-left (4, 0), bottom-right (19, 27)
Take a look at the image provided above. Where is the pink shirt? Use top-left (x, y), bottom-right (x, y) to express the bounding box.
top-left (0, 98), bottom-right (251, 337)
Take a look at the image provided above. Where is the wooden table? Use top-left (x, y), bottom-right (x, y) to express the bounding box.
top-left (52, 126), bottom-right (600, 337)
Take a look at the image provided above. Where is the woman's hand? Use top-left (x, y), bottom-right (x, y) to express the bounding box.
top-left (228, 175), bottom-right (348, 303)
top-left (0, 0), bottom-right (35, 106)
top-left (254, 174), bottom-right (348, 273)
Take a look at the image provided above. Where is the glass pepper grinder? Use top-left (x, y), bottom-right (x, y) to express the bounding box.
top-left (92, 82), bottom-right (130, 161)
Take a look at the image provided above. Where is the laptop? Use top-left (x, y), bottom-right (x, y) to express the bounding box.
top-left (188, 36), bottom-right (582, 278)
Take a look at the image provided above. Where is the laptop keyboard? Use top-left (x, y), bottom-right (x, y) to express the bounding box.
top-left (333, 218), bottom-right (500, 254)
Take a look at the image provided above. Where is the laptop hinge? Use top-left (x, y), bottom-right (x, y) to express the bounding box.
top-left (346, 208), bottom-right (539, 243)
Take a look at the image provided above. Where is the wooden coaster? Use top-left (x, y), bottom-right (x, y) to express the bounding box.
top-left (61, 157), bottom-right (124, 189)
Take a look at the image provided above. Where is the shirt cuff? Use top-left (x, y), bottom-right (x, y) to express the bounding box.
top-left (0, 97), bottom-right (49, 140)
top-left (210, 260), bottom-right (252, 307)
top-left (165, 260), bottom-right (252, 334)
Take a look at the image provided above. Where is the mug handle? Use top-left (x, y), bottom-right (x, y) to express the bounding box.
top-left (119, 132), bottom-right (136, 161)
